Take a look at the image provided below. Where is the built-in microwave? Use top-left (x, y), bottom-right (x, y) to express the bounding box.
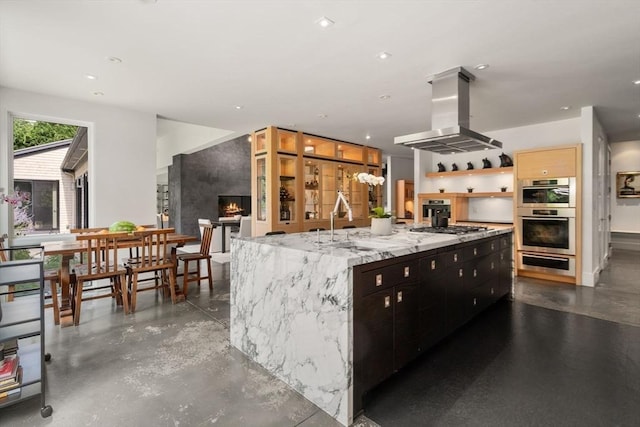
top-left (517, 207), bottom-right (576, 255)
top-left (517, 177), bottom-right (576, 208)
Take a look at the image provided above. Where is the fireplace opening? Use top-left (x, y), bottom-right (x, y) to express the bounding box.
top-left (218, 195), bottom-right (251, 218)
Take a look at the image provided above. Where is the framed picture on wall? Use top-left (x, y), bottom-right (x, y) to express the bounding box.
top-left (616, 171), bottom-right (640, 198)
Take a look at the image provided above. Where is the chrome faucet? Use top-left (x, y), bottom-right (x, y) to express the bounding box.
top-left (330, 190), bottom-right (353, 242)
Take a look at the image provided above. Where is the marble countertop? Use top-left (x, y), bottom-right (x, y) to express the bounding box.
top-left (239, 224), bottom-right (512, 267)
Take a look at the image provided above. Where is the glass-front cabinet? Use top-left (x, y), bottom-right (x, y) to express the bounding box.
top-left (255, 156), bottom-right (267, 221)
top-left (303, 135), bottom-right (335, 158)
top-left (304, 160), bottom-right (320, 222)
top-left (278, 155), bottom-right (297, 224)
top-left (277, 129), bottom-right (298, 154)
top-left (251, 126), bottom-right (384, 234)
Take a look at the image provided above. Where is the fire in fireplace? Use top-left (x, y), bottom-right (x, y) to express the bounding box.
top-left (218, 195), bottom-right (251, 218)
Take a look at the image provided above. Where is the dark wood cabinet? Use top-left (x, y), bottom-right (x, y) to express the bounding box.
top-left (393, 282), bottom-right (420, 370)
top-left (353, 232), bottom-right (513, 415)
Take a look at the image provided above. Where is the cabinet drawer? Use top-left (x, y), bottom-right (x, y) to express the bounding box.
top-left (360, 259), bottom-right (419, 296)
top-left (462, 238), bottom-right (497, 260)
top-left (499, 234), bottom-right (512, 250)
top-left (463, 254), bottom-right (498, 289)
top-left (420, 253), bottom-right (447, 279)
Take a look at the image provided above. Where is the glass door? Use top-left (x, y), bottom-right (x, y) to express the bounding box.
top-left (278, 155), bottom-right (297, 223)
top-left (256, 156), bottom-right (267, 221)
top-left (337, 164), bottom-right (364, 220)
top-left (304, 160), bottom-right (320, 221)
top-left (320, 162), bottom-right (336, 220)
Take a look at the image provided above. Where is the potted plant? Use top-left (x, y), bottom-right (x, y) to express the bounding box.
top-left (353, 173), bottom-right (393, 235)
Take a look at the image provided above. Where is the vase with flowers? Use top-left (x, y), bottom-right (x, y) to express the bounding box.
top-left (353, 173), bottom-right (393, 235)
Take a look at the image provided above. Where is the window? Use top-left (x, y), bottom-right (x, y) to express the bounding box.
top-left (13, 179), bottom-right (59, 233)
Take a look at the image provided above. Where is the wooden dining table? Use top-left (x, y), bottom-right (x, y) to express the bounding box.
top-left (43, 232), bottom-right (197, 327)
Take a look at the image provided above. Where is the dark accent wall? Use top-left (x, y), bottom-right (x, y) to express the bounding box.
top-left (168, 134), bottom-right (251, 237)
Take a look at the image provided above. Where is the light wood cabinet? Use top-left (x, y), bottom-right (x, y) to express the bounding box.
top-left (396, 180), bottom-right (415, 219)
top-left (252, 126), bottom-right (382, 235)
top-left (515, 145), bottom-right (579, 179)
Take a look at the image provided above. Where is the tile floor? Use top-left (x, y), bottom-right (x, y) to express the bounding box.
top-left (0, 248), bottom-right (638, 426)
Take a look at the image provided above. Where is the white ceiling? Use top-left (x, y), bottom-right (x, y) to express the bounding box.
top-left (1, 1), bottom-right (639, 157)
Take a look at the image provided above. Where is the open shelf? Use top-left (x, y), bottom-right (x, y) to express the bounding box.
top-left (426, 166), bottom-right (513, 178)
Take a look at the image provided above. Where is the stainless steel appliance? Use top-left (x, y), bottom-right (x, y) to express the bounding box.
top-left (409, 225), bottom-right (488, 235)
top-left (422, 199), bottom-right (451, 228)
top-left (518, 252), bottom-right (576, 277)
top-left (394, 66), bottom-right (503, 153)
top-left (517, 207), bottom-right (576, 255)
top-left (517, 177), bottom-right (576, 208)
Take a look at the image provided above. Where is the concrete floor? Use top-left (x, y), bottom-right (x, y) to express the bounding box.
top-left (0, 249), bottom-right (638, 426)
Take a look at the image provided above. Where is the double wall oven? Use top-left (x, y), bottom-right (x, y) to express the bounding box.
top-left (516, 178), bottom-right (577, 277)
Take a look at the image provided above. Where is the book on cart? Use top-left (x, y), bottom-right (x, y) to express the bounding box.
top-left (1, 339), bottom-right (19, 356)
top-left (0, 366), bottom-right (22, 399)
top-left (0, 354), bottom-right (20, 381)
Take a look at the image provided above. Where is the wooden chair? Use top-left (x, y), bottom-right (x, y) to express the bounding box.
top-left (125, 228), bottom-right (179, 313)
top-left (71, 231), bottom-right (130, 325)
top-left (0, 236), bottom-right (61, 324)
top-left (176, 224), bottom-right (213, 297)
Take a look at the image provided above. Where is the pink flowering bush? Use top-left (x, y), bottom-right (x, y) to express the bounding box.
top-left (1, 190), bottom-right (34, 234)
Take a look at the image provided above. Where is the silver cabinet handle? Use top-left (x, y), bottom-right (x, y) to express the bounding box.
top-left (491, 243), bottom-right (495, 251)
top-left (473, 298), bottom-right (477, 306)
top-left (397, 291), bottom-right (403, 303)
top-left (491, 262), bottom-right (494, 270)
top-left (453, 253), bottom-right (458, 262)
top-left (473, 247), bottom-right (478, 256)
top-left (404, 266), bottom-right (410, 277)
top-left (473, 269), bottom-right (477, 277)
top-left (384, 295), bottom-right (391, 308)
top-left (459, 268), bottom-right (463, 278)
top-left (491, 287), bottom-right (495, 295)
top-left (376, 273), bottom-right (383, 287)
top-left (431, 259), bottom-right (436, 270)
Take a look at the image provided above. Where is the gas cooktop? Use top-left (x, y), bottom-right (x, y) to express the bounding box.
top-left (409, 225), bottom-right (489, 235)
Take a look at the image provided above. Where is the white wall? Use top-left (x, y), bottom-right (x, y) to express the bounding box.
top-left (1, 87), bottom-right (157, 238)
top-left (580, 106), bottom-right (609, 287)
top-left (610, 140), bottom-right (640, 232)
top-left (156, 118), bottom-right (235, 173)
top-left (386, 155), bottom-right (413, 215)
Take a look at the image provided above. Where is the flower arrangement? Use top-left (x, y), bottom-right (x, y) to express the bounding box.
top-left (352, 172), bottom-right (385, 187)
top-left (352, 173), bottom-right (390, 218)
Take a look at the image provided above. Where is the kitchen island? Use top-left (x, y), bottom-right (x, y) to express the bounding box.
top-left (230, 225), bottom-right (512, 426)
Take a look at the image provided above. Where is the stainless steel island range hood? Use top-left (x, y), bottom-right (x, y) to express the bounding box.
top-left (394, 66), bottom-right (502, 154)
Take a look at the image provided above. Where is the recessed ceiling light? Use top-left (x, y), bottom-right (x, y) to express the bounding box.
top-left (376, 51), bottom-right (392, 60)
top-left (474, 64), bottom-right (489, 70)
top-left (560, 106), bottom-right (571, 110)
top-left (379, 94), bottom-right (391, 100)
top-left (247, 136), bottom-right (252, 142)
top-left (634, 80), bottom-right (640, 85)
top-left (92, 91), bottom-right (104, 96)
top-left (106, 56), bottom-right (122, 63)
top-left (318, 114), bottom-right (328, 119)
top-left (316, 16), bottom-right (334, 28)
top-left (85, 74), bottom-right (97, 80)
top-left (234, 105), bottom-right (243, 110)
top-left (365, 135), bottom-right (371, 140)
